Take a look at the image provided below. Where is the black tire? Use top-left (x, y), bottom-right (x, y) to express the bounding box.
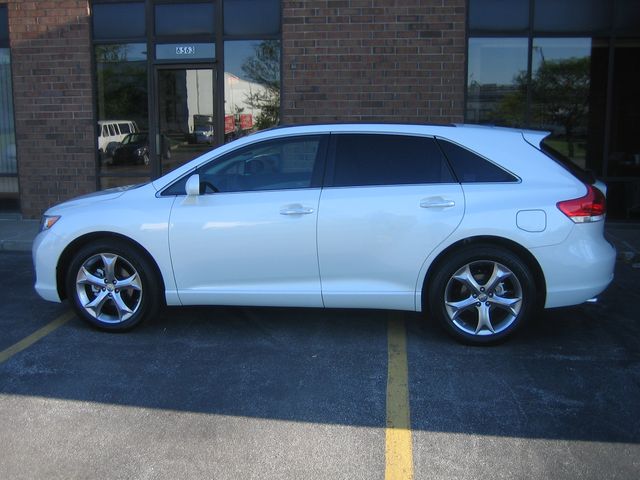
top-left (65, 239), bottom-right (160, 332)
top-left (427, 245), bottom-right (537, 345)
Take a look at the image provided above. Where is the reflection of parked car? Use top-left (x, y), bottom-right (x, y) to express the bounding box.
top-left (193, 125), bottom-right (214, 145)
top-left (97, 120), bottom-right (138, 153)
top-left (112, 133), bottom-right (149, 165)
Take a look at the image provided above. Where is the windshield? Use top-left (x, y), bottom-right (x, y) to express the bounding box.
top-left (122, 133), bottom-right (147, 145)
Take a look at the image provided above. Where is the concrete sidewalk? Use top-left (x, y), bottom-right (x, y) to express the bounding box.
top-left (0, 214), bottom-right (638, 260)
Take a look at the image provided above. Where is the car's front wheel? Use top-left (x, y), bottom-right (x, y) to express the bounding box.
top-left (427, 245), bottom-right (537, 345)
top-left (65, 240), bottom-right (160, 331)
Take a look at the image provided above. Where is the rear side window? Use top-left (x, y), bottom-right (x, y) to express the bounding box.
top-left (118, 123), bottom-right (132, 134)
top-left (331, 134), bottom-right (455, 187)
top-left (437, 139), bottom-right (518, 183)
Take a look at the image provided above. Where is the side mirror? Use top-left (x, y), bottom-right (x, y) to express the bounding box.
top-left (185, 174), bottom-right (201, 196)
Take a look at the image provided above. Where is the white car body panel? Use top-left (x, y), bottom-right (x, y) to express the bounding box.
top-left (33, 123), bottom-right (616, 320)
top-left (169, 188), bottom-right (323, 307)
top-left (318, 183), bottom-right (464, 311)
top-left (33, 183), bottom-right (180, 304)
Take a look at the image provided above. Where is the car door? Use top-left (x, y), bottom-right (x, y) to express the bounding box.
top-left (169, 135), bottom-right (328, 307)
top-left (317, 133), bottom-right (465, 311)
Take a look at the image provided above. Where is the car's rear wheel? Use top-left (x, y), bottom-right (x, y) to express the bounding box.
top-left (65, 240), bottom-right (160, 331)
top-left (427, 245), bottom-right (536, 345)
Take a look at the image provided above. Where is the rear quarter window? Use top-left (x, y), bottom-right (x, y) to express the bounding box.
top-left (437, 139), bottom-right (518, 183)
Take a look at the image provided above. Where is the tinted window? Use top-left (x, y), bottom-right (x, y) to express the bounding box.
top-left (437, 139), bottom-right (518, 183)
top-left (118, 123), bottom-right (132, 134)
top-left (469, 0), bottom-right (529, 32)
top-left (331, 134), bottom-right (455, 187)
top-left (93, 3), bottom-right (145, 40)
top-left (0, 5), bottom-right (8, 44)
top-left (165, 136), bottom-right (324, 195)
top-left (224, 0), bottom-right (281, 36)
top-left (615, 0), bottom-right (640, 33)
top-left (155, 3), bottom-right (215, 37)
top-left (534, 0), bottom-right (611, 32)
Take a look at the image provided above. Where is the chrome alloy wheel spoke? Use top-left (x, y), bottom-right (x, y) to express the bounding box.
top-left (112, 292), bottom-right (134, 320)
top-left (84, 289), bottom-right (110, 318)
top-left (116, 272), bottom-right (142, 291)
top-left (75, 252), bottom-right (142, 324)
top-left (76, 266), bottom-right (106, 288)
top-left (445, 260), bottom-right (523, 336)
top-left (488, 294), bottom-right (521, 317)
top-left (100, 253), bottom-right (118, 283)
top-left (451, 265), bottom-right (483, 294)
top-left (475, 302), bottom-right (495, 334)
top-left (484, 263), bottom-right (513, 295)
top-left (446, 295), bottom-right (478, 320)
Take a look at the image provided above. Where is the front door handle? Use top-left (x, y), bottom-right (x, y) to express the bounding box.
top-left (280, 205), bottom-right (315, 215)
top-left (420, 199), bottom-right (456, 209)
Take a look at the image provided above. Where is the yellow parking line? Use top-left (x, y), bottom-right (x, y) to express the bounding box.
top-left (0, 311), bottom-right (74, 364)
top-left (385, 313), bottom-right (413, 480)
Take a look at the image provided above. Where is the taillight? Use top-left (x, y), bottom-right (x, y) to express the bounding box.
top-left (557, 184), bottom-right (606, 223)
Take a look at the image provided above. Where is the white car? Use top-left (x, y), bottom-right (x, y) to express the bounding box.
top-left (33, 124), bottom-right (616, 344)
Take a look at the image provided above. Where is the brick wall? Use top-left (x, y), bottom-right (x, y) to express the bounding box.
top-left (281, 0), bottom-right (466, 125)
top-left (5, 0), bottom-right (95, 218)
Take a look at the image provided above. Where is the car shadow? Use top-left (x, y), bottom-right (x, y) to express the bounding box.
top-left (1, 256), bottom-right (639, 445)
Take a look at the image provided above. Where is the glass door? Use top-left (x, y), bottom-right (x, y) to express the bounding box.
top-left (156, 66), bottom-right (216, 174)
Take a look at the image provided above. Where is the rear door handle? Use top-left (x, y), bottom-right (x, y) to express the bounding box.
top-left (280, 206), bottom-right (315, 215)
top-left (420, 199), bottom-right (456, 209)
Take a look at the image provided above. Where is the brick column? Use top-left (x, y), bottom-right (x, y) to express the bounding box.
top-left (7, 0), bottom-right (95, 218)
top-left (281, 0), bottom-right (466, 125)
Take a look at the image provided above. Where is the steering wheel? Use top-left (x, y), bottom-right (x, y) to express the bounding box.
top-left (200, 181), bottom-right (219, 194)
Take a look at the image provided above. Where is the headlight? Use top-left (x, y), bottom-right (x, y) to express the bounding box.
top-left (135, 147), bottom-right (146, 156)
top-left (40, 215), bottom-right (61, 232)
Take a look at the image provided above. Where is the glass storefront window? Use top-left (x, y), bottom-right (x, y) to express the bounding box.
top-left (606, 39), bottom-right (640, 219)
top-left (157, 68), bottom-right (215, 174)
top-left (91, 1), bottom-right (283, 189)
top-left (529, 38), bottom-right (609, 172)
top-left (95, 43), bottom-right (149, 176)
top-left (93, 2), bottom-right (145, 39)
top-left (466, 38), bottom-right (528, 127)
top-left (224, 40), bottom-right (281, 142)
top-left (534, 0), bottom-right (611, 33)
top-left (469, 0), bottom-right (529, 32)
top-left (155, 3), bottom-right (215, 37)
top-left (224, 0), bottom-right (281, 36)
top-left (1, 4), bottom-right (18, 211)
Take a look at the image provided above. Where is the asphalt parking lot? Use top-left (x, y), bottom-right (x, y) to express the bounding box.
top-left (1, 228), bottom-right (639, 479)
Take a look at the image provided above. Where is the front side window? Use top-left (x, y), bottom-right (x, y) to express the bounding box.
top-left (331, 134), bottom-right (455, 187)
top-left (200, 136), bottom-right (323, 192)
top-left (165, 136), bottom-right (326, 195)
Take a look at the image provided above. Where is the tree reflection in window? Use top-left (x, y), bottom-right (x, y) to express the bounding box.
top-left (95, 44), bottom-right (148, 132)
top-left (241, 40), bottom-right (280, 129)
top-left (224, 40), bottom-right (281, 141)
